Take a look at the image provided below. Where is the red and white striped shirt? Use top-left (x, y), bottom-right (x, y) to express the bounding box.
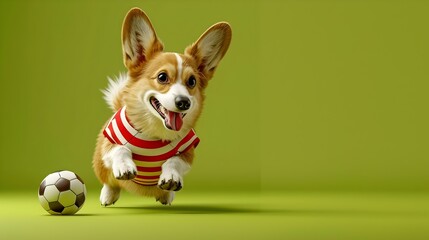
top-left (103, 106), bottom-right (200, 186)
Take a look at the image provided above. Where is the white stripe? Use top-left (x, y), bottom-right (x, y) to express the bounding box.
top-left (178, 135), bottom-right (198, 153)
top-left (134, 160), bottom-right (165, 168)
top-left (104, 114), bottom-right (116, 141)
top-left (105, 127), bottom-right (113, 140)
top-left (111, 119), bottom-right (127, 144)
top-left (136, 171), bottom-right (162, 177)
top-left (133, 179), bottom-right (159, 184)
top-left (126, 141), bottom-right (175, 156)
top-left (134, 178), bottom-right (159, 182)
top-left (134, 178), bottom-right (159, 183)
top-left (119, 106), bottom-right (138, 136)
top-left (174, 53), bottom-right (183, 82)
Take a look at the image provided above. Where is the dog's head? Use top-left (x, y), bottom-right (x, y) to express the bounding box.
top-left (118, 8), bottom-right (231, 139)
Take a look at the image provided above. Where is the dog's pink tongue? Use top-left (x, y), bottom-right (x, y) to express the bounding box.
top-left (165, 111), bottom-right (183, 131)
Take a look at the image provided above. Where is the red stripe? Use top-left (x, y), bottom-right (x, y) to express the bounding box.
top-left (125, 112), bottom-right (134, 128)
top-left (115, 109), bottom-right (171, 149)
top-left (181, 137), bottom-right (200, 154)
top-left (135, 175), bottom-right (160, 180)
top-left (132, 130), bottom-right (196, 161)
top-left (132, 151), bottom-right (176, 161)
top-left (106, 109), bottom-right (123, 144)
top-left (134, 178), bottom-right (159, 182)
top-left (132, 179), bottom-right (158, 186)
top-left (175, 131), bottom-right (198, 153)
top-left (103, 129), bottom-right (115, 144)
top-left (178, 130), bottom-right (197, 148)
top-left (136, 166), bottom-right (162, 172)
top-left (108, 122), bottom-right (121, 144)
top-left (194, 137), bottom-right (200, 148)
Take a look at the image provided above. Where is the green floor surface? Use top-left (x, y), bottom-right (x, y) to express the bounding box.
top-left (1, 191), bottom-right (428, 240)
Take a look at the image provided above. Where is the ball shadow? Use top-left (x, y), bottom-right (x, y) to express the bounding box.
top-left (41, 213), bottom-right (102, 217)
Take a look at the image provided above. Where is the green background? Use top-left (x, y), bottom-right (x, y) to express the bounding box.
top-left (0, 0), bottom-right (428, 239)
top-left (1, 0), bottom-right (427, 192)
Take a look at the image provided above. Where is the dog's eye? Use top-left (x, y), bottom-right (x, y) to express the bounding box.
top-left (187, 76), bottom-right (197, 88)
top-left (157, 72), bottom-right (169, 84)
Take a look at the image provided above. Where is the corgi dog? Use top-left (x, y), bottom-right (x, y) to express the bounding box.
top-left (92, 8), bottom-right (231, 206)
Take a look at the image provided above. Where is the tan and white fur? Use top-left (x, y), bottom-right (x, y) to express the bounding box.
top-left (92, 8), bottom-right (231, 206)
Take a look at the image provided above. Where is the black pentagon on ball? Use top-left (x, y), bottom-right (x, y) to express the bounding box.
top-left (49, 201), bottom-right (65, 213)
top-left (55, 178), bottom-right (70, 192)
top-left (39, 180), bottom-right (47, 196)
top-left (75, 193), bottom-right (85, 208)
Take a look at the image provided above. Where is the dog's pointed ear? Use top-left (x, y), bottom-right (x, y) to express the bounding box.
top-left (122, 8), bottom-right (163, 72)
top-left (185, 22), bottom-right (231, 80)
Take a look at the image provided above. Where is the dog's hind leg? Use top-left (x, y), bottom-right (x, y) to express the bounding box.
top-left (100, 184), bottom-right (121, 206)
top-left (155, 191), bottom-right (175, 205)
top-left (93, 138), bottom-right (128, 206)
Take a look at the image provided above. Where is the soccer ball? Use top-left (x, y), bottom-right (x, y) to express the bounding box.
top-left (38, 170), bottom-right (86, 215)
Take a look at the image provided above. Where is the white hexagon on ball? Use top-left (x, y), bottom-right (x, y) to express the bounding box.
top-left (44, 172), bottom-right (61, 185)
top-left (43, 185), bottom-right (60, 202)
top-left (59, 170), bottom-right (76, 180)
top-left (70, 179), bottom-right (84, 194)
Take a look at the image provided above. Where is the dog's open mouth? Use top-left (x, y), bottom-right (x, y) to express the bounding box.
top-left (150, 97), bottom-right (186, 131)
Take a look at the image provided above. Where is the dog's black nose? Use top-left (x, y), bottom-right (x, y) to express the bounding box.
top-left (175, 96), bottom-right (191, 111)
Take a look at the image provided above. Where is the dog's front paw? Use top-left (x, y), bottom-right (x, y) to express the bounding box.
top-left (158, 170), bottom-right (183, 191)
top-left (112, 160), bottom-right (137, 180)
